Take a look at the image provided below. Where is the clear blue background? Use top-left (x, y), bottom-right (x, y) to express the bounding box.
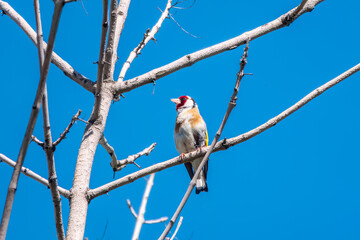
top-left (1, 0), bottom-right (360, 239)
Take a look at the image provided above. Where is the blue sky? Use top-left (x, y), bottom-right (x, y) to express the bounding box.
top-left (1, 0), bottom-right (360, 239)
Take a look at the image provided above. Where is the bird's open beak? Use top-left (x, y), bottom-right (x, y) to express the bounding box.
top-left (171, 98), bottom-right (181, 104)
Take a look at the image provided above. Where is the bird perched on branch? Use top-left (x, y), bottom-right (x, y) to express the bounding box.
top-left (171, 95), bottom-right (209, 194)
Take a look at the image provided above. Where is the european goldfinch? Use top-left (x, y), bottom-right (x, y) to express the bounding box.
top-left (171, 96), bottom-right (209, 194)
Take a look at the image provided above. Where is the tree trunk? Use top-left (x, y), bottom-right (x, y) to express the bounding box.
top-left (66, 85), bottom-right (113, 240)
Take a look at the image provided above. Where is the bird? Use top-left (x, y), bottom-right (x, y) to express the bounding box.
top-left (171, 95), bottom-right (209, 194)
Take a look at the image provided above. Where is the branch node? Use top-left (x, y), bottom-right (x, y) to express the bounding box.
top-left (31, 135), bottom-right (45, 148)
top-left (221, 138), bottom-right (229, 149)
top-left (282, 14), bottom-right (294, 26)
top-left (53, 110), bottom-right (82, 146)
top-left (48, 176), bottom-right (57, 183)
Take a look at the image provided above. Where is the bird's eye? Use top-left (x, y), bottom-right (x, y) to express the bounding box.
top-left (179, 96), bottom-right (188, 102)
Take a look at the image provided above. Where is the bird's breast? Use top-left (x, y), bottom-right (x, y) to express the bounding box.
top-left (174, 121), bottom-right (196, 153)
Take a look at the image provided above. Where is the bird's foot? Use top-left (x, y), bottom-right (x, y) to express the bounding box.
top-left (179, 153), bottom-right (186, 159)
top-left (196, 145), bottom-right (206, 153)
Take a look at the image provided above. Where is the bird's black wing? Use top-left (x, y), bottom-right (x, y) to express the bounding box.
top-left (193, 128), bottom-right (207, 149)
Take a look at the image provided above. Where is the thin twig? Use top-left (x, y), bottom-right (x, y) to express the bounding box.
top-left (31, 135), bottom-right (44, 147)
top-left (169, 216), bottom-right (183, 240)
top-left (116, 0), bottom-right (172, 82)
top-left (131, 174), bottom-right (155, 240)
top-left (159, 40), bottom-right (250, 240)
top-left (169, 13), bottom-right (200, 38)
top-left (127, 175), bottom-right (168, 240)
top-left (88, 60), bottom-right (360, 201)
top-left (112, 143), bottom-right (157, 172)
top-left (94, 0), bottom-right (109, 121)
top-left (113, 0), bottom-right (324, 95)
top-left (102, 0), bottom-right (118, 80)
top-left (0, 154), bottom-right (70, 198)
top-left (77, 117), bottom-right (89, 124)
top-left (172, 0), bottom-right (196, 9)
top-left (53, 110), bottom-right (82, 146)
top-left (110, 0), bottom-right (131, 76)
top-left (41, 87), bottom-right (66, 240)
top-left (283, 0), bottom-right (308, 25)
top-left (99, 134), bottom-right (118, 170)
top-left (127, 199), bottom-right (138, 219)
top-left (145, 217), bottom-right (168, 224)
top-left (132, 174), bottom-right (163, 240)
top-left (0, 1), bottom-right (65, 238)
top-left (163, 10), bottom-right (199, 38)
top-left (34, 0), bottom-right (65, 238)
top-left (0, 1), bottom-right (96, 93)
top-left (99, 134), bottom-right (156, 172)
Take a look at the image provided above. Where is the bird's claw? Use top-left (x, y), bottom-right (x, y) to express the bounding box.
top-left (196, 145), bottom-right (206, 153)
top-left (179, 153), bottom-right (185, 160)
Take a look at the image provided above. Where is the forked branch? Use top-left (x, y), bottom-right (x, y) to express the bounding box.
top-left (0, 0), bottom-right (96, 93)
top-left (88, 61), bottom-right (360, 200)
top-left (53, 110), bottom-right (82, 146)
top-left (128, 174), bottom-right (168, 240)
top-left (0, 154), bottom-right (70, 198)
top-left (103, 0), bottom-right (118, 80)
top-left (113, 0), bottom-right (324, 95)
top-left (0, 1), bottom-right (65, 238)
top-left (166, 216), bottom-right (183, 240)
top-left (117, 0), bottom-right (173, 82)
top-left (34, 0), bottom-right (65, 238)
top-left (159, 40), bottom-right (250, 240)
top-left (110, 0), bottom-right (132, 76)
top-left (99, 134), bottom-right (156, 171)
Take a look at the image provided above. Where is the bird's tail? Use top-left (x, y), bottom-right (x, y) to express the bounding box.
top-left (195, 170), bottom-right (208, 194)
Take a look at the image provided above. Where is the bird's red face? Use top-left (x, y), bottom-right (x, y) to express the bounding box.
top-left (171, 96), bottom-right (189, 110)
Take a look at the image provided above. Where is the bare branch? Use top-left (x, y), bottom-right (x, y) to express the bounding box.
top-left (88, 61), bottom-right (360, 200)
top-left (41, 88), bottom-right (66, 240)
top-left (159, 41), bottom-right (250, 240)
top-left (66, 87), bottom-right (114, 239)
top-left (168, 216), bottom-right (183, 240)
top-left (171, 0), bottom-right (196, 9)
top-left (99, 134), bottom-right (118, 170)
top-left (110, 0), bottom-right (132, 75)
top-left (131, 174), bottom-right (154, 240)
top-left (31, 135), bottom-right (44, 147)
top-left (0, 154), bottom-right (70, 198)
top-left (93, 0), bottom-right (109, 121)
top-left (167, 12), bottom-right (200, 38)
top-left (53, 110), bottom-right (82, 146)
top-left (96, 0), bottom-right (109, 84)
top-left (102, 0), bottom-right (118, 80)
top-left (158, 4), bottom-right (200, 38)
top-left (116, 0), bottom-right (172, 82)
top-left (0, 0), bottom-right (96, 93)
top-left (99, 134), bottom-right (156, 172)
top-left (112, 143), bottom-right (157, 172)
top-left (144, 217), bottom-right (168, 225)
top-left (34, 0), bottom-right (65, 238)
top-left (113, 0), bottom-right (324, 95)
top-left (284, 0), bottom-right (308, 25)
top-left (126, 199), bottom-right (138, 219)
top-left (0, 1), bottom-right (65, 238)
top-left (126, 174), bottom-right (168, 239)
